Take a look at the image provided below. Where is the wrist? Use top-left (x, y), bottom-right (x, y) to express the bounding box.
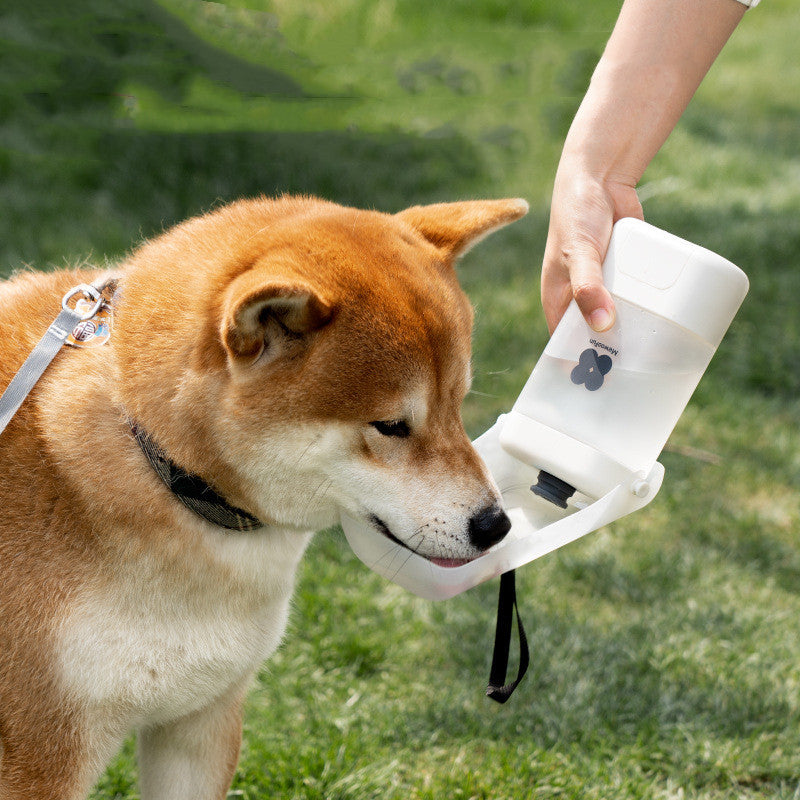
top-left (560, 59), bottom-right (685, 187)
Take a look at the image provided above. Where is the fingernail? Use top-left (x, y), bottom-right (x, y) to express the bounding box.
top-left (589, 308), bottom-right (613, 332)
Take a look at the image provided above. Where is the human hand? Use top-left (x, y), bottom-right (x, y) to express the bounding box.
top-left (539, 0), bottom-right (745, 336)
top-left (541, 162), bottom-right (643, 335)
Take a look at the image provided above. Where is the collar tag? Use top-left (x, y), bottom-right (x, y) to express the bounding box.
top-left (65, 299), bottom-right (113, 348)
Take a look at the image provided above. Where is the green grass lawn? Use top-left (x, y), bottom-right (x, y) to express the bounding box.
top-left (3, 0), bottom-right (800, 797)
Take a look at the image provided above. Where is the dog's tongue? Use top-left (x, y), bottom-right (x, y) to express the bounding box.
top-left (429, 556), bottom-right (472, 569)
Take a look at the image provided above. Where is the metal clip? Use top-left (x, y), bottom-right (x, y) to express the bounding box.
top-left (62, 284), bottom-right (104, 322)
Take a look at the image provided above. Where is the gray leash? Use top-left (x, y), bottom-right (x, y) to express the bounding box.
top-left (0, 284), bottom-right (106, 436)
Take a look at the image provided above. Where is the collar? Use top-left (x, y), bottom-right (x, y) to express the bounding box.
top-left (129, 422), bottom-right (264, 532)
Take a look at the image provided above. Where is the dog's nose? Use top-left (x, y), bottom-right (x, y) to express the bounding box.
top-left (468, 502), bottom-right (511, 550)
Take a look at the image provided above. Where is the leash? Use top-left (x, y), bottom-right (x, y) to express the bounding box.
top-left (0, 283), bottom-right (109, 437)
top-left (0, 277), bottom-right (263, 531)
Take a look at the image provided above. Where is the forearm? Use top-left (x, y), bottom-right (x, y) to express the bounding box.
top-left (562, 0), bottom-right (747, 187)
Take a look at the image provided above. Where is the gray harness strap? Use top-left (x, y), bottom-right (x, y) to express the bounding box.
top-left (0, 284), bottom-right (105, 436)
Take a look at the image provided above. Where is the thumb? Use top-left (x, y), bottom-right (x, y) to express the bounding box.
top-left (569, 248), bottom-right (616, 333)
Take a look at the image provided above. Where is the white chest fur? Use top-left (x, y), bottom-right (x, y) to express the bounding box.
top-left (56, 525), bottom-right (312, 729)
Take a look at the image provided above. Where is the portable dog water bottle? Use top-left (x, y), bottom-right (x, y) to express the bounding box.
top-left (341, 218), bottom-right (749, 600)
top-left (500, 217), bottom-right (750, 506)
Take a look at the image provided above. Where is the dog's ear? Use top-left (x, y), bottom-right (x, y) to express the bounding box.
top-left (396, 198), bottom-right (528, 260)
top-left (221, 273), bottom-right (333, 364)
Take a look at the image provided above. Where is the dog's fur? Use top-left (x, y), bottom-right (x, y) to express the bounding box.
top-left (0, 195), bottom-right (527, 799)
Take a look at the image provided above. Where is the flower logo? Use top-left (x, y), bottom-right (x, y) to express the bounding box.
top-left (570, 348), bottom-right (612, 391)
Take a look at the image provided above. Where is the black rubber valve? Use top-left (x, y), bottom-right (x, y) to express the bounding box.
top-left (530, 470), bottom-right (576, 509)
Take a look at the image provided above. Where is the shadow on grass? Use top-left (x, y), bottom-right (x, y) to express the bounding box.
top-left (98, 128), bottom-right (484, 231)
top-left (425, 583), bottom-right (798, 753)
top-left (0, 0), bottom-right (487, 272)
top-left (292, 537), bottom-right (796, 758)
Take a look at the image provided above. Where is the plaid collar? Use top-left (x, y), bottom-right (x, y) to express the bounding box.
top-left (130, 422), bottom-right (263, 532)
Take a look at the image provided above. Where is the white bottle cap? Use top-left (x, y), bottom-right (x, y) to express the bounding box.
top-left (604, 219), bottom-right (749, 347)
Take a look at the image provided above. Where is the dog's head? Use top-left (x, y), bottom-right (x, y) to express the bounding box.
top-left (114, 196), bottom-right (527, 565)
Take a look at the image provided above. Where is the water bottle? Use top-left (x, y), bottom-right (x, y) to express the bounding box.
top-left (499, 217), bottom-right (749, 506)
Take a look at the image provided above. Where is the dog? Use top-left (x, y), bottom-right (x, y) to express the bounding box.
top-left (0, 195), bottom-right (527, 799)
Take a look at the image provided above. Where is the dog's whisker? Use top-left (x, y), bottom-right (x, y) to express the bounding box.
top-left (305, 477), bottom-right (334, 516)
top-left (388, 546), bottom-right (419, 583)
top-left (295, 434), bottom-right (323, 468)
top-left (374, 544), bottom-right (415, 577)
top-left (497, 480), bottom-right (534, 494)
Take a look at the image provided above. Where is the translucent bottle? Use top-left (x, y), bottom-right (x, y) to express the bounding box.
top-left (499, 218), bottom-right (749, 505)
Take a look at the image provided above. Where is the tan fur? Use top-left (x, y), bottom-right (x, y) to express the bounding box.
top-left (0, 195), bottom-right (527, 799)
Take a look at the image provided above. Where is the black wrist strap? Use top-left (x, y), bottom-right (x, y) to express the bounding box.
top-left (486, 570), bottom-right (530, 703)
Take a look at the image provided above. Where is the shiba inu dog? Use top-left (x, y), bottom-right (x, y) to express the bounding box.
top-left (0, 195), bottom-right (527, 799)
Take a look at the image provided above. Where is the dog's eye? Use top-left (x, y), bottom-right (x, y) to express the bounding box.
top-left (370, 420), bottom-right (411, 438)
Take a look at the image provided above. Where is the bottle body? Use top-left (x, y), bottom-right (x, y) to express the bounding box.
top-left (500, 218), bottom-right (748, 500)
top-left (513, 298), bottom-right (715, 474)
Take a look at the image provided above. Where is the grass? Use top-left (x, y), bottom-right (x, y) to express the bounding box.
top-left (2, 0), bottom-right (800, 797)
